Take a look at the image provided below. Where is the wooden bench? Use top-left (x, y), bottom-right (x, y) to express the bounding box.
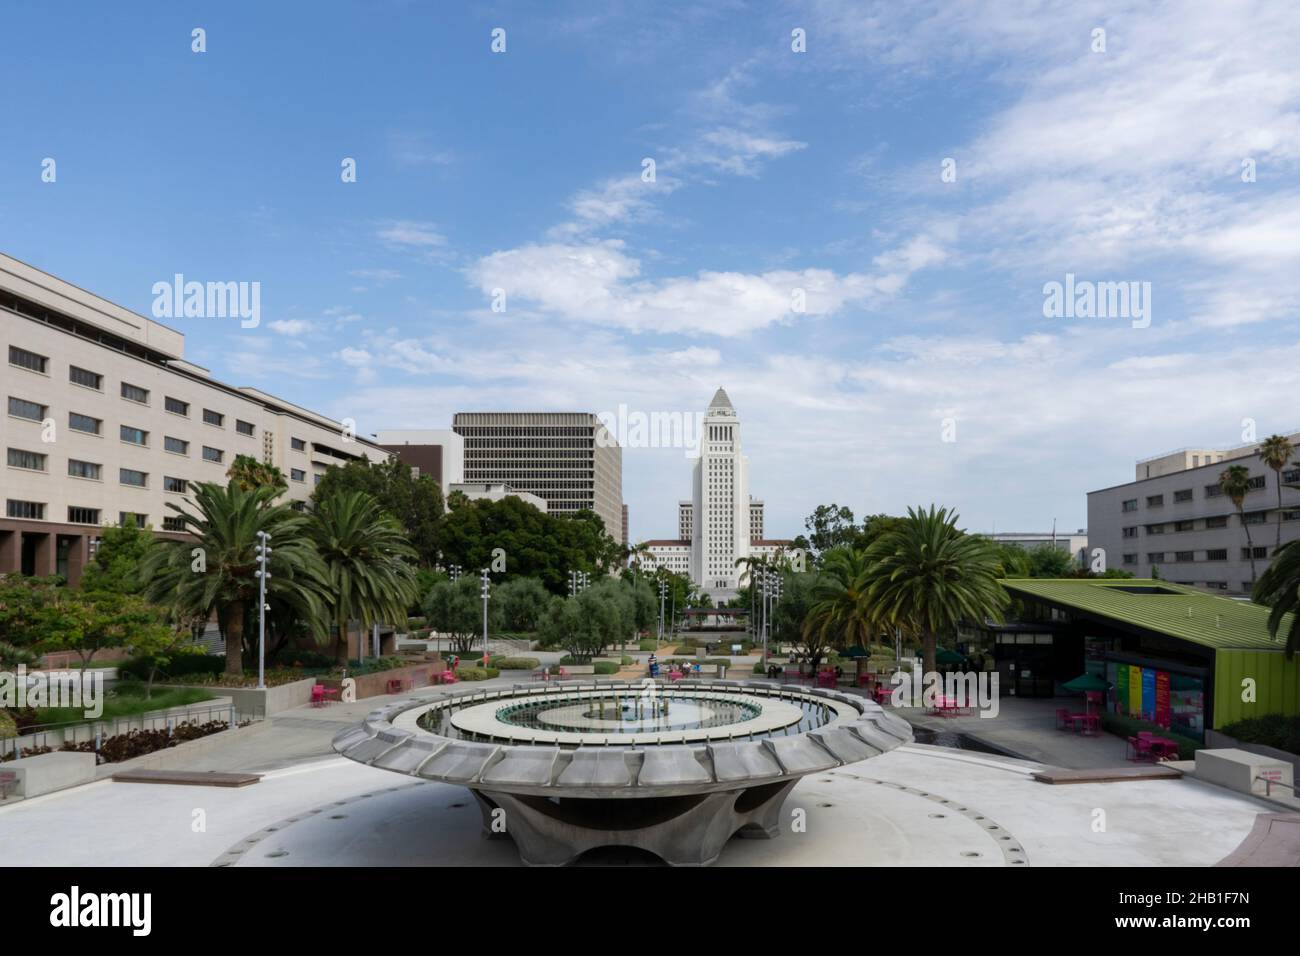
top-left (111, 769), bottom-right (262, 788)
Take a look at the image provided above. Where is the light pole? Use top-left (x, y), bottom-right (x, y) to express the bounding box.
top-left (254, 531), bottom-right (271, 690)
top-left (569, 570), bottom-right (577, 597)
top-left (658, 579), bottom-right (667, 645)
top-left (450, 564), bottom-right (462, 583)
top-left (480, 568), bottom-right (491, 666)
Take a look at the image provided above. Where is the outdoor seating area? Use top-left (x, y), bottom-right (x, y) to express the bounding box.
top-left (309, 685), bottom-right (341, 708)
top-left (1126, 732), bottom-right (1182, 762)
top-left (1056, 708), bottom-right (1100, 736)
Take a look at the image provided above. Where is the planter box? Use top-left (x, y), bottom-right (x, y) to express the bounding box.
top-left (1206, 729), bottom-right (1300, 777)
top-left (5, 751), bottom-right (97, 798)
top-left (155, 678), bottom-right (316, 718)
top-left (94, 720), bottom-right (272, 778)
top-left (1195, 747), bottom-right (1293, 798)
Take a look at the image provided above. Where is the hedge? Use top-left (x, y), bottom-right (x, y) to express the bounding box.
top-left (1220, 714), bottom-right (1300, 756)
top-left (490, 656), bottom-right (541, 670)
top-left (592, 661), bottom-right (619, 675)
top-left (118, 653), bottom-right (224, 681)
top-left (453, 666), bottom-right (500, 681)
top-left (637, 639), bottom-right (659, 652)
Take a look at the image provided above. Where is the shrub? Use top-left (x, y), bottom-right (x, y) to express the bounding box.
top-left (490, 656), bottom-right (540, 670)
top-left (620, 655), bottom-right (633, 665)
top-left (592, 661), bottom-right (619, 675)
top-left (453, 666), bottom-right (499, 681)
top-left (1220, 714), bottom-right (1300, 755)
top-left (637, 639), bottom-right (658, 652)
top-left (118, 653), bottom-right (224, 682)
top-left (407, 616), bottom-right (428, 631)
top-left (272, 648), bottom-right (335, 669)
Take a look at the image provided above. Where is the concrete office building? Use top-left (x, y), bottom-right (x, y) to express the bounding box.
top-left (447, 482), bottom-right (548, 513)
top-left (451, 411), bottom-right (623, 543)
top-left (0, 254), bottom-right (388, 585)
top-left (645, 389), bottom-right (792, 601)
top-left (1088, 434), bottom-right (1300, 594)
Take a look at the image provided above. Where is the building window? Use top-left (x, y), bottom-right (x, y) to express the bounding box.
top-left (7, 448), bottom-right (46, 471)
top-left (163, 476), bottom-right (189, 493)
top-left (1121, 499), bottom-right (1138, 512)
top-left (68, 459), bottom-right (102, 480)
top-left (1175, 551), bottom-right (1194, 562)
top-left (236, 420), bottom-right (255, 436)
top-left (119, 468), bottom-right (148, 488)
top-left (203, 446), bottom-right (224, 464)
top-left (1205, 515), bottom-right (1229, 529)
top-left (1206, 549), bottom-right (1227, 561)
top-left (1242, 546), bottom-right (1268, 560)
top-left (1244, 511), bottom-right (1268, 525)
top-left (1283, 510), bottom-right (1300, 522)
top-left (165, 436), bottom-right (189, 455)
top-left (69, 365), bottom-right (103, 390)
top-left (1146, 494), bottom-right (1164, 507)
top-left (290, 468), bottom-right (306, 482)
top-left (120, 425), bottom-right (149, 446)
top-left (162, 516), bottom-right (186, 532)
top-left (69, 412), bottom-right (102, 435)
top-left (121, 382), bottom-right (150, 404)
top-left (1121, 554), bottom-right (1137, 565)
top-left (6, 499), bottom-right (45, 520)
top-left (1172, 488), bottom-right (1192, 503)
top-left (291, 437), bottom-right (306, 451)
top-left (1284, 469), bottom-right (1300, 484)
top-left (203, 409), bottom-right (224, 427)
top-left (118, 512), bottom-right (147, 527)
top-left (1174, 520), bottom-right (1195, 532)
top-left (68, 506), bottom-right (100, 525)
top-left (1147, 552), bottom-right (1165, 563)
top-left (165, 396), bottom-right (190, 416)
top-left (1246, 475), bottom-right (1266, 490)
top-left (1204, 484), bottom-right (1224, 498)
top-left (8, 396), bottom-right (47, 422)
top-left (1145, 524), bottom-right (1165, 534)
top-left (1121, 527), bottom-right (1138, 538)
top-left (8, 346), bottom-right (49, 373)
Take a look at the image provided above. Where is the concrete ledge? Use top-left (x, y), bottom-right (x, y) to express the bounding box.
top-left (5, 751), bottom-right (97, 797)
top-left (93, 719), bottom-right (272, 779)
top-left (1195, 747), bottom-right (1294, 799)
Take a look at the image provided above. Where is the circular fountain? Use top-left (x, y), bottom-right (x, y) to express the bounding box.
top-left (333, 679), bottom-right (911, 866)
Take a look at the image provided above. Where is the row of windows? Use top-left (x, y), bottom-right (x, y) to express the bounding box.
top-left (1122, 546), bottom-right (1275, 565)
top-left (5, 499), bottom-right (182, 531)
top-left (1122, 472), bottom-right (1284, 511)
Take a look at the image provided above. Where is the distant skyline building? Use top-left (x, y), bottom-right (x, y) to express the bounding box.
top-left (375, 428), bottom-right (464, 497)
top-left (451, 411), bottom-right (624, 543)
top-left (644, 388), bottom-right (791, 601)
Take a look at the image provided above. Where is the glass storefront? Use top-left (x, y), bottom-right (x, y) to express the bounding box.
top-left (1104, 660), bottom-right (1205, 741)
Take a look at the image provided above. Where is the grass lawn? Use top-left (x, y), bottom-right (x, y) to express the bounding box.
top-left (25, 683), bottom-right (217, 728)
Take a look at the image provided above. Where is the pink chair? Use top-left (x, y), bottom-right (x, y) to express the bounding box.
top-left (310, 685), bottom-right (327, 708)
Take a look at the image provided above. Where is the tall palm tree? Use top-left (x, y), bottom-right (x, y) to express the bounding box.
top-left (141, 481), bottom-right (329, 676)
top-left (802, 547), bottom-right (875, 657)
top-left (1255, 540), bottom-right (1300, 658)
top-left (734, 554), bottom-right (764, 636)
top-left (309, 490), bottom-right (420, 663)
top-left (226, 454), bottom-right (288, 493)
top-left (1220, 464), bottom-right (1258, 586)
top-left (1257, 435), bottom-right (1295, 553)
top-left (627, 541), bottom-right (654, 588)
top-left (863, 505), bottom-right (1008, 674)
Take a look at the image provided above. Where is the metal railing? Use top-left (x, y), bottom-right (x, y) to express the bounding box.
top-left (1255, 775), bottom-right (1298, 799)
top-left (2, 702), bottom-right (259, 761)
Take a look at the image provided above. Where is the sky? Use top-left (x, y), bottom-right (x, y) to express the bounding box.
top-left (2, 1), bottom-right (1298, 544)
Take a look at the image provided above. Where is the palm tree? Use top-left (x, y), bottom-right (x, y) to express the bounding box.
top-left (627, 541), bottom-right (654, 588)
top-left (734, 554), bottom-right (764, 636)
top-left (141, 481), bottom-right (329, 676)
top-left (1220, 464), bottom-right (1259, 586)
top-left (226, 454), bottom-right (288, 493)
top-left (802, 547), bottom-right (876, 663)
top-left (309, 490), bottom-right (420, 663)
top-left (1255, 540), bottom-right (1300, 658)
top-left (1257, 435), bottom-right (1295, 554)
top-left (863, 505), bottom-right (1008, 674)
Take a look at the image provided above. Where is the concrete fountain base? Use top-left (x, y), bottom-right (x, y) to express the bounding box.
top-left (472, 779), bottom-right (799, 866)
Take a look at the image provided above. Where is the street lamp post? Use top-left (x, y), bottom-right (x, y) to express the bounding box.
top-left (480, 568), bottom-right (491, 666)
top-left (254, 531), bottom-right (271, 690)
top-left (658, 579), bottom-right (667, 645)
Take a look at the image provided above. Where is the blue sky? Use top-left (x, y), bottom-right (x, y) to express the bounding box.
top-left (3, 1), bottom-right (1298, 543)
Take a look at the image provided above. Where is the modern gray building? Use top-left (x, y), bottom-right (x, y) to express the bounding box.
top-left (1088, 436), bottom-right (1300, 594)
top-left (451, 412), bottom-right (623, 542)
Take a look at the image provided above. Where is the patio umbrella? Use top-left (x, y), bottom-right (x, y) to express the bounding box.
top-left (841, 645), bottom-right (868, 658)
top-left (1061, 673), bottom-right (1110, 715)
top-left (934, 647), bottom-right (964, 666)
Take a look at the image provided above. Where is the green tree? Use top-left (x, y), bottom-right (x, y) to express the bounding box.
top-left (1257, 435), bottom-right (1295, 553)
top-left (313, 457), bottom-right (445, 567)
top-left (803, 504), bottom-right (861, 556)
top-left (309, 490), bottom-right (420, 663)
top-left (1219, 464), bottom-right (1259, 586)
top-left (227, 454), bottom-right (288, 493)
top-left (1255, 539), bottom-right (1300, 658)
top-left (37, 590), bottom-right (168, 669)
top-left (1026, 544), bottom-right (1077, 577)
top-left (496, 576), bottom-right (551, 632)
top-left (141, 481), bottom-right (331, 676)
top-left (802, 548), bottom-right (876, 665)
top-left (0, 574), bottom-right (61, 648)
top-left (423, 576), bottom-right (501, 655)
top-left (863, 505), bottom-right (1009, 674)
top-left (79, 517), bottom-right (153, 594)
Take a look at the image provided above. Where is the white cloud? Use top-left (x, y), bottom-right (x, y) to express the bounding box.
top-left (268, 319), bottom-right (313, 336)
top-left (376, 220), bottom-right (447, 251)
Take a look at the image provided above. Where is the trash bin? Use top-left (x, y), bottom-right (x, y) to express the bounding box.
top-left (718, 663), bottom-right (729, 679)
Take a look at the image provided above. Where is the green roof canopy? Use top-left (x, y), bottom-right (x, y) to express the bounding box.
top-left (1000, 579), bottom-right (1294, 652)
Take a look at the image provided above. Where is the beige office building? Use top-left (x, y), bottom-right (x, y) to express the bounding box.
top-left (451, 411), bottom-right (623, 542)
top-left (1, 254), bottom-right (388, 585)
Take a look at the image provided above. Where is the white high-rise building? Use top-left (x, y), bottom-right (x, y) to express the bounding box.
top-left (644, 388), bottom-right (791, 602)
